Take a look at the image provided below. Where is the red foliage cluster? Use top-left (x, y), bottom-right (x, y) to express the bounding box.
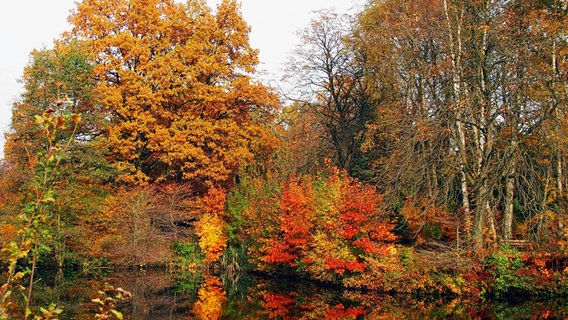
top-left (325, 258), bottom-right (366, 275)
top-left (325, 304), bottom-right (366, 320)
top-left (263, 241), bottom-right (296, 265)
top-left (202, 187), bottom-right (227, 215)
top-left (255, 169), bottom-right (398, 284)
top-left (264, 176), bottom-right (314, 266)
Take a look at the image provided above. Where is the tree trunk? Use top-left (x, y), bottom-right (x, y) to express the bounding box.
top-left (504, 164), bottom-right (516, 240)
top-left (443, 0), bottom-right (472, 236)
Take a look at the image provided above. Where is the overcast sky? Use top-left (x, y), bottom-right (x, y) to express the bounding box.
top-left (0, 0), bottom-right (359, 159)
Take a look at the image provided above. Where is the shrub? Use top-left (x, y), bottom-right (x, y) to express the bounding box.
top-left (485, 247), bottom-right (532, 299)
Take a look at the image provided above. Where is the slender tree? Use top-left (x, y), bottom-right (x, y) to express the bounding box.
top-left (285, 10), bottom-right (373, 175)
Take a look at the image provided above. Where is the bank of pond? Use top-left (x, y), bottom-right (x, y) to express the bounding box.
top-left (18, 253), bottom-right (568, 319)
top-left (5, 242), bottom-right (568, 319)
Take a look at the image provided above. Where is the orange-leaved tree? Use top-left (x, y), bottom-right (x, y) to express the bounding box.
top-left (66, 0), bottom-right (280, 186)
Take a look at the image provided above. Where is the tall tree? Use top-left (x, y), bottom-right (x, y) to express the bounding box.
top-left (285, 10), bottom-right (373, 175)
top-left (355, 0), bottom-right (458, 236)
top-left (3, 43), bottom-right (116, 274)
top-left (5, 43), bottom-right (101, 167)
top-left (66, 0), bottom-right (280, 187)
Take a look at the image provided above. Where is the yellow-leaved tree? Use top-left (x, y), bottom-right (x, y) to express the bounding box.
top-left (66, 0), bottom-right (280, 186)
top-left (195, 187), bottom-right (228, 263)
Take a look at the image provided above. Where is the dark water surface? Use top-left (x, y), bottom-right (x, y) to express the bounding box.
top-left (32, 268), bottom-right (568, 319)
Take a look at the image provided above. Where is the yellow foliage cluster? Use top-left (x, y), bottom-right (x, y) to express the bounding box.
top-left (195, 213), bottom-right (228, 263)
top-left (194, 187), bottom-right (228, 263)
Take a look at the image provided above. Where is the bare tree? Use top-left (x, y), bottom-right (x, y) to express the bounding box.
top-left (285, 10), bottom-right (373, 175)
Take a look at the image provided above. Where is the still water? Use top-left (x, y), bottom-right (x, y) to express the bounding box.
top-left (32, 268), bottom-right (568, 319)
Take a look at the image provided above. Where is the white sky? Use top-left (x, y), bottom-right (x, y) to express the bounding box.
top-left (0, 0), bottom-right (360, 159)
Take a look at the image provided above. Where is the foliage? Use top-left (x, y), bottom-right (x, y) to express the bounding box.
top-left (285, 10), bottom-right (373, 174)
top-left (173, 241), bottom-right (205, 273)
top-left (225, 174), bottom-right (282, 270)
top-left (262, 175), bottom-right (314, 267)
top-left (228, 167), bottom-right (398, 288)
top-left (1, 42), bottom-right (120, 284)
top-left (99, 187), bottom-right (176, 266)
top-left (485, 247), bottom-right (532, 299)
top-left (1, 110), bottom-right (80, 318)
top-left (65, 0), bottom-right (280, 186)
top-left (4, 0), bottom-right (568, 313)
top-left (195, 188), bottom-right (228, 264)
top-left (90, 284), bottom-right (132, 320)
top-left (350, 0), bottom-right (568, 251)
top-left (192, 275), bottom-right (227, 320)
top-left (399, 198), bottom-right (458, 244)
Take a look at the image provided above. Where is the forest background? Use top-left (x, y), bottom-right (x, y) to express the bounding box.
top-left (1, 0), bottom-right (568, 318)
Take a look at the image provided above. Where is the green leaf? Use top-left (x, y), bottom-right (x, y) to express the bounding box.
top-left (42, 189), bottom-right (56, 203)
top-left (2, 290), bottom-right (12, 302)
top-left (25, 203), bottom-right (35, 213)
top-left (110, 309), bottom-right (123, 320)
top-left (34, 115), bottom-right (44, 126)
top-left (41, 196), bottom-right (55, 203)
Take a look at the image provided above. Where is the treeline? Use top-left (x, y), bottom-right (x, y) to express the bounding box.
top-left (1, 0), bottom-right (568, 316)
top-left (287, 0), bottom-right (568, 251)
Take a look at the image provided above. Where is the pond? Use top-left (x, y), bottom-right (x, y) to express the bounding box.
top-left (30, 268), bottom-right (568, 319)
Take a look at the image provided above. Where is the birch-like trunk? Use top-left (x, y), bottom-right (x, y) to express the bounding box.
top-left (444, 0), bottom-right (471, 236)
top-left (503, 140), bottom-right (518, 240)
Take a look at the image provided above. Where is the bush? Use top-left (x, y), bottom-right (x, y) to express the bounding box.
top-left (485, 247), bottom-right (532, 299)
top-left (173, 241), bottom-right (204, 272)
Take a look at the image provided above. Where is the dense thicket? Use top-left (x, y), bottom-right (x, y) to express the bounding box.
top-left (285, 0), bottom-right (568, 251)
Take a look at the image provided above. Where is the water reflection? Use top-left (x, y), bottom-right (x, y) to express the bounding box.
top-left (35, 269), bottom-right (568, 319)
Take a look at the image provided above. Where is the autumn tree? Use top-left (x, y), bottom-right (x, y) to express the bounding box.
top-left (354, 0), bottom-right (465, 246)
top-left (505, 0), bottom-right (568, 245)
top-left (66, 0), bottom-right (280, 187)
top-left (355, 0), bottom-right (568, 251)
top-left (228, 167), bottom-right (397, 287)
top-left (277, 102), bottom-right (328, 176)
top-left (263, 175), bottom-right (315, 267)
top-left (195, 187), bottom-right (228, 263)
top-left (5, 43), bottom-right (101, 178)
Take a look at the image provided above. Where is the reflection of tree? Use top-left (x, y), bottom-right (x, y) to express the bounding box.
top-left (251, 279), bottom-right (370, 319)
top-left (325, 304), bottom-right (366, 319)
top-left (261, 292), bottom-right (298, 319)
top-left (193, 275), bottom-right (227, 320)
top-left (24, 270), bottom-right (568, 318)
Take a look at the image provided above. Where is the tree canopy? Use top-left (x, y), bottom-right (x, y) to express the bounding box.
top-left (64, 0), bottom-right (280, 186)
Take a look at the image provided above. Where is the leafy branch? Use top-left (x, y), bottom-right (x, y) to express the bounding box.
top-left (1, 108), bottom-right (80, 319)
